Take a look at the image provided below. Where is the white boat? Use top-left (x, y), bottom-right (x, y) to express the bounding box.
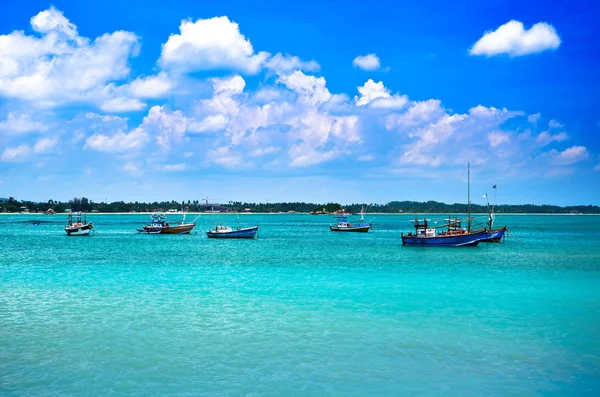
top-left (64, 211), bottom-right (93, 236)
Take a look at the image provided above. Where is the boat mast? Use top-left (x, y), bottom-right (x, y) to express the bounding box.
top-left (467, 162), bottom-right (471, 233)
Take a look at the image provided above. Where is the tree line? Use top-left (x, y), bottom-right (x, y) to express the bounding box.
top-left (1, 197), bottom-right (598, 214)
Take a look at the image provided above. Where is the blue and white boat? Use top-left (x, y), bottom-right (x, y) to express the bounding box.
top-left (401, 163), bottom-right (489, 247)
top-left (207, 220), bottom-right (258, 239)
top-left (330, 205), bottom-right (373, 232)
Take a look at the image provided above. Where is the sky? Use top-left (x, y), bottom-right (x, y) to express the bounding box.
top-left (0, 0), bottom-right (599, 206)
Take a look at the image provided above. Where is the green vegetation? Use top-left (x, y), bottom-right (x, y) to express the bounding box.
top-left (1, 197), bottom-right (598, 214)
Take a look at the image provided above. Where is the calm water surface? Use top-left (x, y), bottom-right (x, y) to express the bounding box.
top-left (1, 213), bottom-right (599, 396)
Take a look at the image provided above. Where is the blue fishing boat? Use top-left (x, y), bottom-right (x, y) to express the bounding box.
top-left (330, 205), bottom-right (373, 232)
top-left (401, 163), bottom-right (488, 247)
top-left (207, 217), bottom-right (258, 239)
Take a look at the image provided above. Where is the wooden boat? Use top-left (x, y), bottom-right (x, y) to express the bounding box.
top-left (329, 205), bottom-right (372, 232)
top-left (479, 185), bottom-right (507, 242)
top-left (137, 211), bottom-right (195, 234)
top-left (401, 163), bottom-right (488, 247)
top-left (64, 211), bottom-right (93, 236)
top-left (207, 218), bottom-right (258, 238)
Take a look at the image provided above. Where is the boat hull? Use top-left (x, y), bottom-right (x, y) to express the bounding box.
top-left (329, 225), bottom-right (371, 232)
top-left (207, 226), bottom-right (258, 239)
top-left (401, 229), bottom-right (488, 247)
top-left (138, 223), bottom-right (195, 234)
top-left (480, 227), bottom-right (506, 243)
top-left (65, 223), bottom-right (93, 236)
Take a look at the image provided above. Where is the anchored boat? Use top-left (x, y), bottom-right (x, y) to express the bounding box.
top-left (401, 163), bottom-right (489, 247)
top-left (137, 211), bottom-right (195, 234)
top-left (64, 211), bottom-right (94, 236)
top-left (207, 216), bottom-right (258, 238)
top-left (329, 205), bottom-right (373, 232)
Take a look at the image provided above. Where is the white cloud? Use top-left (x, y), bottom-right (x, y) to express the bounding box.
top-left (548, 119), bottom-right (564, 129)
top-left (123, 161), bottom-right (143, 176)
top-left (183, 152), bottom-right (194, 158)
top-left (162, 163), bottom-right (186, 171)
top-left (85, 128), bottom-right (148, 153)
top-left (0, 7), bottom-right (141, 108)
top-left (536, 131), bottom-right (568, 146)
top-left (188, 114), bottom-right (228, 133)
top-left (142, 106), bottom-right (188, 149)
top-left (352, 54), bottom-right (381, 71)
top-left (207, 146), bottom-right (243, 167)
top-left (1, 144), bottom-right (31, 162)
top-left (263, 53), bottom-right (320, 73)
top-left (100, 96), bottom-right (146, 112)
top-left (126, 72), bottom-right (173, 98)
top-left (355, 79), bottom-right (408, 109)
top-left (553, 146), bottom-right (589, 165)
top-left (159, 16), bottom-right (269, 74)
top-left (470, 20), bottom-right (561, 57)
top-left (33, 137), bottom-right (58, 153)
top-left (0, 112), bottom-right (48, 134)
top-left (488, 131), bottom-right (510, 147)
top-left (528, 112), bottom-right (541, 124)
top-left (277, 71), bottom-right (331, 105)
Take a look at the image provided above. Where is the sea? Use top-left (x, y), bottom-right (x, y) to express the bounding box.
top-left (1, 213), bottom-right (599, 396)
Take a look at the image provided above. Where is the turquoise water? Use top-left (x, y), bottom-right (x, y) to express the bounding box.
top-left (1, 213), bottom-right (599, 396)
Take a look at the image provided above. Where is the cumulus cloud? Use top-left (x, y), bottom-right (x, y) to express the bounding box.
top-left (263, 53), bottom-right (320, 73)
top-left (536, 131), bottom-right (568, 147)
top-left (355, 79), bottom-right (408, 109)
top-left (528, 113), bottom-right (541, 124)
top-left (159, 16), bottom-right (269, 74)
top-left (0, 6), bottom-right (141, 108)
top-left (126, 72), bottom-right (173, 98)
top-left (85, 129), bottom-right (149, 153)
top-left (353, 54), bottom-right (381, 71)
top-left (1, 144), bottom-right (31, 162)
top-left (0, 112), bottom-right (48, 134)
top-left (33, 137), bottom-right (58, 153)
top-left (470, 20), bottom-right (561, 57)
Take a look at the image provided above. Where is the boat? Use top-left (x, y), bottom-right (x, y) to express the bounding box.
top-left (64, 211), bottom-right (94, 236)
top-left (401, 163), bottom-right (488, 247)
top-left (329, 205), bottom-right (372, 232)
top-left (479, 184), bottom-right (507, 242)
top-left (207, 217), bottom-right (258, 238)
top-left (137, 211), bottom-right (195, 234)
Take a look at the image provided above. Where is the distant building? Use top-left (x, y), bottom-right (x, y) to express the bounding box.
top-left (244, 208), bottom-right (251, 212)
top-left (45, 208), bottom-right (56, 215)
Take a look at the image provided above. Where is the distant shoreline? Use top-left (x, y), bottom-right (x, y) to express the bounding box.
top-left (2, 212), bottom-right (599, 216)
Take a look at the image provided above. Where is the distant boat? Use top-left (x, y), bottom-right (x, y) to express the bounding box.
top-left (137, 211), bottom-right (195, 234)
top-left (401, 163), bottom-right (488, 247)
top-left (64, 211), bottom-right (93, 236)
top-left (207, 217), bottom-right (258, 238)
top-left (329, 205), bottom-right (372, 232)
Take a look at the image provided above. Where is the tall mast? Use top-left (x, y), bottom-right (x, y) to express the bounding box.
top-left (467, 162), bottom-right (471, 232)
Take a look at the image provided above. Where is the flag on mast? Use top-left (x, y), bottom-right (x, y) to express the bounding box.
top-left (492, 184), bottom-right (497, 189)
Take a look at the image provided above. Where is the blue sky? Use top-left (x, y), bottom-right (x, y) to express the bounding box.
top-left (1, 0), bottom-right (599, 205)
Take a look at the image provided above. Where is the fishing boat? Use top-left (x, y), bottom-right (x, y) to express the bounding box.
top-left (401, 163), bottom-right (488, 247)
top-left (207, 217), bottom-right (258, 238)
top-left (64, 211), bottom-right (94, 236)
top-left (329, 205), bottom-right (372, 232)
top-left (480, 184), bottom-right (507, 242)
top-left (137, 211), bottom-right (195, 234)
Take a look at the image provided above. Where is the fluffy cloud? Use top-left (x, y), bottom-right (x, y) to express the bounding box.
top-left (263, 53), bottom-right (320, 73)
top-left (470, 20), bottom-right (561, 57)
top-left (0, 6), bottom-right (142, 109)
top-left (33, 137), bottom-right (58, 153)
top-left (355, 79), bottom-right (408, 109)
top-left (551, 146), bottom-right (589, 165)
top-left (159, 16), bottom-right (269, 74)
top-left (0, 112), bottom-right (48, 134)
top-left (1, 144), bottom-right (31, 162)
top-left (528, 112), bottom-right (541, 124)
top-left (536, 131), bottom-right (568, 147)
top-left (85, 129), bottom-right (148, 153)
top-left (126, 72), bottom-right (173, 98)
top-left (353, 54), bottom-right (381, 71)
